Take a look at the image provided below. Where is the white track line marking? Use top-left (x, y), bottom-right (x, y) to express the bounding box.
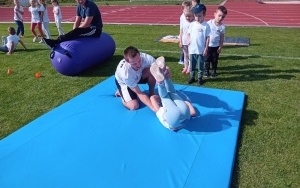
top-left (115, 48), bottom-right (300, 60)
top-left (227, 9), bottom-right (269, 26)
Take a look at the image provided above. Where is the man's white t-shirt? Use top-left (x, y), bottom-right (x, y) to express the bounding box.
top-left (115, 53), bottom-right (155, 89)
top-left (207, 19), bottom-right (225, 47)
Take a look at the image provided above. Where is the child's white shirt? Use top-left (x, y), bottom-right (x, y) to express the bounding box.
top-left (207, 19), bottom-right (225, 47)
top-left (181, 20), bottom-right (193, 45)
top-left (6, 35), bottom-right (20, 50)
top-left (14, 6), bottom-right (24, 21)
top-left (53, 5), bottom-right (62, 21)
top-left (187, 21), bottom-right (211, 55)
top-left (28, 6), bottom-right (40, 23)
top-left (179, 13), bottom-right (185, 29)
top-left (39, 4), bottom-right (50, 22)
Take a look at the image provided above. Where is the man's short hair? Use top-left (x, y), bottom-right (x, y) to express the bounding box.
top-left (124, 46), bottom-right (140, 59)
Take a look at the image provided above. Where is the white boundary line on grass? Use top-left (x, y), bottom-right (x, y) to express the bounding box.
top-left (115, 48), bottom-right (300, 60)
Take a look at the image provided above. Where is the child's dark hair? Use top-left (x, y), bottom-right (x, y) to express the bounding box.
top-left (218, 5), bottom-right (228, 15)
top-left (8, 27), bottom-right (16, 35)
top-left (51, 0), bottom-right (59, 5)
top-left (182, 0), bottom-right (191, 7)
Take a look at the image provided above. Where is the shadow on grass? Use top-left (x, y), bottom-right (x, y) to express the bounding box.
top-left (77, 55), bottom-right (181, 77)
top-left (74, 55), bottom-right (123, 77)
top-left (218, 64), bottom-right (271, 70)
top-left (208, 74), bottom-right (296, 82)
top-left (15, 48), bottom-right (50, 53)
top-left (216, 63), bottom-right (299, 81)
top-left (231, 95), bottom-right (259, 188)
top-left (219, 55), bottom-right (261, 61)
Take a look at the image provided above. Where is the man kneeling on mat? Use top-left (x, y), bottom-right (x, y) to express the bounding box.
top-left (115, 46), bottom-right (168, 112)
top-left (150, 56), bottom-right (196, 131)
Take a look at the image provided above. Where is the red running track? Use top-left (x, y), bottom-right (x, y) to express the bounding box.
top-left (0, 1), bottom-right (299, 27)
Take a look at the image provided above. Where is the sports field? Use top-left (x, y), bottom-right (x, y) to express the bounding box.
top-left (0, 0), bottom-right (299, 187)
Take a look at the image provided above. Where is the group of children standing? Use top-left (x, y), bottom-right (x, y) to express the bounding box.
top-left (1, 0), bottom-right (64, 54)
top-left (23, 0), bottom-right (64, 41)
top-left (179, 0), bottom-right (228, 85)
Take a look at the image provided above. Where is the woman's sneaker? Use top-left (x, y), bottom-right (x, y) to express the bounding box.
top-left (150, 63), bottom-right (164, 82)
top-left (155, 56), bottom-right (166, 70)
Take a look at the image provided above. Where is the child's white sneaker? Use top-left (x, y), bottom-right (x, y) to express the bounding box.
top-left (33, 36), bottom-right (38, 42)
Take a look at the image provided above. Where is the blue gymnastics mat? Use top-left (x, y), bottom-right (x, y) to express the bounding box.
top-left (0, 76), bottom-right (245, 188)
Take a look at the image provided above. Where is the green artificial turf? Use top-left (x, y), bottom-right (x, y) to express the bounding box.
top-left (0, 23), bottom-right (299, 187)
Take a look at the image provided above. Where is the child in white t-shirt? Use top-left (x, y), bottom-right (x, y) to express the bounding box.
top-left (13, 0), bottom-right (25, 37)
top-left (38, 0), bottom-right (51, 40)
top-left (51, 0), bottom-right (65, 36)
top-left (178, 0), bottom-right (191, 65)
top-left (28, 0), bottom-right (45, 42)
top-left (1, 27), bottom-right (27, 55)
top-left (179, 6), bottom-right (194, 74)
top-left (187, 4), bottom-right (210, 85)
top-left (204, 6), bottom-right (228, 78)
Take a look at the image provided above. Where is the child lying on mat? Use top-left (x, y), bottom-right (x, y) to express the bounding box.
top-left (150, 56), bottom-right (196, 131)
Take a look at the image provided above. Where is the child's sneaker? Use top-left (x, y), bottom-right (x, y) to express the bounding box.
top-left (203, 70), bottom-right (210, 78)
top-left (150, 63), bottom-right (164, 82)
top-left (33, 36), bottom-right (38, 42)
top-left (198, 77), bottom-right (204, 85)
top-left (211, 71), bottom-right (217, 78)
top-left (39, 39), bottom-right (44, 43)
top-left (188, 78), bottom-right (196, 84)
